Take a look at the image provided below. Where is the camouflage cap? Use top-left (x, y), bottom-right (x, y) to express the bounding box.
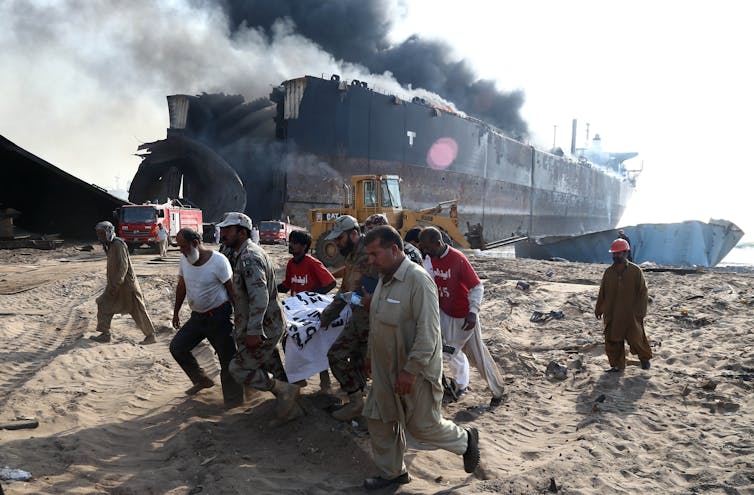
top-left (325, 215), bottom-right (359, 240)
top-left (364, 213), bottom-right (389, 231)
top-left (216, 212), bottom-right (253, 230)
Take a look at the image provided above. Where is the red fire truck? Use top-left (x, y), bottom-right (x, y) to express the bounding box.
top-left (116, 200), bottom-right (203, 253)
top-left (258, 220), bottom-right (303, 245)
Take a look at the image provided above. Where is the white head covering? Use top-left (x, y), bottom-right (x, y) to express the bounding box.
top-left (95, 221), bottom-right (116, 242)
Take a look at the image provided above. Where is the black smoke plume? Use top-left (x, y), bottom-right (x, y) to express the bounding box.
top-left (219, 0), bottom-right (528, 137)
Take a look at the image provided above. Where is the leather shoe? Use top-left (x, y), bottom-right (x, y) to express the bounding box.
top-left (463, 427), bottom-right (480, 473)
top-left (363, 472), bottom-right (410, 490)
top-left (640, 360), bottom-right (651, 370)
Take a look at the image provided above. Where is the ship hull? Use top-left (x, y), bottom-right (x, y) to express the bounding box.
top-left (515, 220), bottom-right (744, 267)
top-left (131, 75), bottom-right (634, 239)
top-left (279, 76), bottom-right (632, 240)
top-left (282, 152), bottom-right (632, 242)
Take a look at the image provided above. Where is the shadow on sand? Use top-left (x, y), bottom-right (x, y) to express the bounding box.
top-left (2, 392), bottom-right (374, 494)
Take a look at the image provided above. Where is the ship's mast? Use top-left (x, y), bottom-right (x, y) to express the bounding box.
top-left (570, 119), bottom-right (577, 155)
top-left (552, 125), bottom-right (557, 149)
top-left (585, 123), bottom-right (590, 148)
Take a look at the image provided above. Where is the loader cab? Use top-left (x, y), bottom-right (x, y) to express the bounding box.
top-left (354, 175), bottom-right (403, 226)
top-left (309, 174), bottom-right (407, 268)
top-left (379, 177), bottom-right (402, 209)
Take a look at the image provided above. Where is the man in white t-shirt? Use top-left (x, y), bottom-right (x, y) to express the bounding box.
top-left (169, 228), bottom-right (244, 407)
top-left (157, 223), bottom-right (169, 258)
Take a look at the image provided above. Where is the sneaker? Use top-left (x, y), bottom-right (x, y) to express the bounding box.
top-left (463, 427), bottom-right (480, 473)
top-left (363, 472), bottom-right (410, 490)
top-left (90, 332), bottom-right (111, 343)
top-left (640, 360), bottom-right (651, 370)
top-left (139, 334), bottom-right (156, 345)
top-left (442, 377), bottom-right (466, 403)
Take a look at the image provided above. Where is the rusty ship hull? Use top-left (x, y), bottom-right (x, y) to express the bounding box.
top-left (131, 75), bottom-right (635, 240)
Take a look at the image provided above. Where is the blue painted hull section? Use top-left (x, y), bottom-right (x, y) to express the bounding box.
top-left (515, 220), bottom-right (744, 267)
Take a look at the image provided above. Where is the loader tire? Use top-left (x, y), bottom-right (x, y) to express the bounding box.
top-left (315, 232), bottom-right (345, 268)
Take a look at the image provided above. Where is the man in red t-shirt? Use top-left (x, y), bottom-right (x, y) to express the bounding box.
top-left (277, 230), bottom-right (337, 297)
top-left (419, 227), bottom-right (505, 406)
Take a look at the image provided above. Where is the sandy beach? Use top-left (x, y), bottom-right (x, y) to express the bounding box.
top-left (0, 243), bottom-right (752, 494)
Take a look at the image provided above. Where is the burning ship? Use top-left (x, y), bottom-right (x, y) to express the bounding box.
top-left (130, 74), bottom-right (638, 242)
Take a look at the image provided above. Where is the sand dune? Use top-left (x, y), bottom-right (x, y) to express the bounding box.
top-left (0, 244), bottom-right (752, 494)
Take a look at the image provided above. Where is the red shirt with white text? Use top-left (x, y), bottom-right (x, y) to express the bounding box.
top-left (429, 246), bottom-right (481, 318)
top-left (282, 254), bottom-right (336, 296)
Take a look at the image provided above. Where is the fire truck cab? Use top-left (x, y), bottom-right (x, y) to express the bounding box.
top-left (258, 220), bottom-right (302, 245)
top-left (116, 199), bottom-right (203, 253)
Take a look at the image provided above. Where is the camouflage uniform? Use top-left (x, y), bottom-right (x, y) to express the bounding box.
top-left (228, 238), bottom-right (288, 391)
top-left (321, 236), bottom-right (378, 394)
top-left (403, 242), bottom-right (424, 265)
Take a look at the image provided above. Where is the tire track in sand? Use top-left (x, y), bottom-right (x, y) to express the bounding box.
top-left (0, 268), bottom-right (103, 408)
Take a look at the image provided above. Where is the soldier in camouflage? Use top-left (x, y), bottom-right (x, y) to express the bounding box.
top-left (320, 215), bottom-right (379, 421)
top-left (217, 212), bottom-right (303, 426)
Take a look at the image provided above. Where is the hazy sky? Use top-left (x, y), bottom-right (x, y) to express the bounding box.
top-left (2, 1), bottom-right (751, 238)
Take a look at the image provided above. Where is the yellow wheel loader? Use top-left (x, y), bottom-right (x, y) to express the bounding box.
top-left (309, 175), bottom-right (474, 267)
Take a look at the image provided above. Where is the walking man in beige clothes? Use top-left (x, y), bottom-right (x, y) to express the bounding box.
top-left (361, 225), bottom-right (480, 490)
top-left (91, 221), bottom-right (156, 344)
top-left (157, 223), bottom-right (169, 258)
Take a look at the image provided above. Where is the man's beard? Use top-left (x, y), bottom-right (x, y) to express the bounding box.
top-left (185, 246), bottom-right (200, 264)
top-left (223, 232), bottom-right (240, 249)
top-left (339, 236), bottom-right (355, 256)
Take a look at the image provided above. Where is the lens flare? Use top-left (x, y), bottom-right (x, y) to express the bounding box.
top-left (427, 137), bottom-right (458, 170)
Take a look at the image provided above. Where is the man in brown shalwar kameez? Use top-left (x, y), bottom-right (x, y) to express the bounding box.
top-left (361, 226), bottom-right (480, 491)
top-left (91, 221), bottom-right (156, 344)
top-left (595, 238), bottom-right (651, 372)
